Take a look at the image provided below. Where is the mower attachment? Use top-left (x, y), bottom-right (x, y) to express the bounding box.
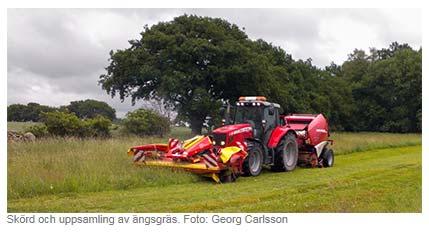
top-left (128, 135), bottom-right (247, 182)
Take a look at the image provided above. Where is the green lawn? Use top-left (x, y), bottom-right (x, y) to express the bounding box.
top-left (8, 145), bottom-right (421, 212)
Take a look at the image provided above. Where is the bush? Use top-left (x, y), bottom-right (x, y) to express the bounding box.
top-left (42, 111), bottom-right (84, 137)
top-left (41, 111), bottom-right (111, 137)
top-left (83, 116), bottom-right (112, 137)
top-left (25, 124), bottom-right (49, 138)
top-left (123, 109), bottom-right (170, 137)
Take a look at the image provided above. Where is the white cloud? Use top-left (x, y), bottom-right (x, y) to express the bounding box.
top-left (317, 16), bottom-right (382, 65)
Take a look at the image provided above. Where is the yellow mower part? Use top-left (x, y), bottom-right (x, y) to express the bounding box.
top-left (135, 160), bottom-right (221, 173)
top-left (209, 173), bottom-right (220, 183)
top-left (219, 146), bottom-right (243, 163)
top-left (183, 135), bottom-right (205, 149)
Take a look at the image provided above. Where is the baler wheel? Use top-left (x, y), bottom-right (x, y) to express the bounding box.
top-left (272, 132), bottom-right (298, 172)
top-left (243, 143), bottom-right (263, 176)
top-left (321, 148), bottom-right (334, 167)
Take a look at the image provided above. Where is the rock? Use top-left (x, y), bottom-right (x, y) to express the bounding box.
top-left (7, 131), bottom-right (37, 142)
top-left (7, 131), bottom-right (22, 142)
top-left (23, 132), bottom-right (36, 142)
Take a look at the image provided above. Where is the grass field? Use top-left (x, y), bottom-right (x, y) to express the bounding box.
top-left (7, 121), bottom-right (43, 132)
top-left (7, 122), bottom-right (422, 212)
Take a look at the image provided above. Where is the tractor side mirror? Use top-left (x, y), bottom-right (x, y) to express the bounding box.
top-left (219, 107), bottom-right (226, 116)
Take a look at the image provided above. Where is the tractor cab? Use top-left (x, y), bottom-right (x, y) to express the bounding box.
top-left (233, 96), bottom-right (281, 143)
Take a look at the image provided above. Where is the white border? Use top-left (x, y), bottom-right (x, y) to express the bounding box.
top-left (1, 1), bottom-right (426, 234)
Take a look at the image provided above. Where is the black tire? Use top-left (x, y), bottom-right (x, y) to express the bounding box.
top-left (243, 143), bottom-right (263, 176)
top-left (220, 169), bottom-right (237, 183)
top-left (321, 148), bottom-right (334, 167)
top-left (271, 133), bottom-right (299, 172)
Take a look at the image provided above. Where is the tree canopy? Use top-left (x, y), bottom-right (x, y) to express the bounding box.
top-left (99, 15), bottom-right (422, 133)
top-left (8, 99), bottom-right (117, 123)
top-left (100, 15), bottom-right (282, 133)
top-left (67, 99), bottom-right (116, 120)
top-left (343, 45), bottom-right (421, 132)
top-left (7, 103), bottom-right (56, 122)
top-left (95, 14), bottom-right (419, 134)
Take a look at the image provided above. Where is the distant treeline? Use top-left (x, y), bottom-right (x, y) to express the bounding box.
top-left (272, 42), bottom-right (422, 133)
top-left (7, 99), bottom-right (117, 122)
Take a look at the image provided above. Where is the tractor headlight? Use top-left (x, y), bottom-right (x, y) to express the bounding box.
top-left (213, 140), bottom-right (216, 145)
top-left (220, 141), bottom-right (225, 146)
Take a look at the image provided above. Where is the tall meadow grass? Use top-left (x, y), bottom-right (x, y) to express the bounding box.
top-left (7, 136), bottom-right (200, 199)
top-left (331, 132), bottom-right (421, 155)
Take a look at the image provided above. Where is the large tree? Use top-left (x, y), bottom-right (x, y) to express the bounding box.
top-left (99, 14), bottom-right (278, 134)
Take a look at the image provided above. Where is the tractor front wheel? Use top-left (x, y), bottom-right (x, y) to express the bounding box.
top-left (272, 132), bottom-right (298, 172)
top-left (243, 143), bottom-right (263, 176)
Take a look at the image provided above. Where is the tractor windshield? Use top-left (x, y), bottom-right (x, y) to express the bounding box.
top-left (234, 106), bottom-right (263, 126)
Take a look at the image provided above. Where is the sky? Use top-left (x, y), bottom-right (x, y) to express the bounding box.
top-left (7, 8), bottom-right (422, 117)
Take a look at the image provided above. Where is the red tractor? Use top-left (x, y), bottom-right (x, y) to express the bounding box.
top-left (128, 96), bottom-right (334, 182)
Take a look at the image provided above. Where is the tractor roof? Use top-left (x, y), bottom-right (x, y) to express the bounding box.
top-left (237, 96), bottom-right (281, 108)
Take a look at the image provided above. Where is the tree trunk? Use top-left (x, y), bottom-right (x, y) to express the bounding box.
top-left (189, 116), bottom-right (203, 135)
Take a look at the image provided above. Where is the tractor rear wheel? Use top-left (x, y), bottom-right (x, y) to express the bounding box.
top-left (272, 132), bottom-right (298, 172)
top-left (321, 148), bottom-right (334, 167)
top-left (243, 143), bottom-right (263, 176)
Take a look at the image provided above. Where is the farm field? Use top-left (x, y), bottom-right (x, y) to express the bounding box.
top-left (7, 122), bottom-right (422, 212)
